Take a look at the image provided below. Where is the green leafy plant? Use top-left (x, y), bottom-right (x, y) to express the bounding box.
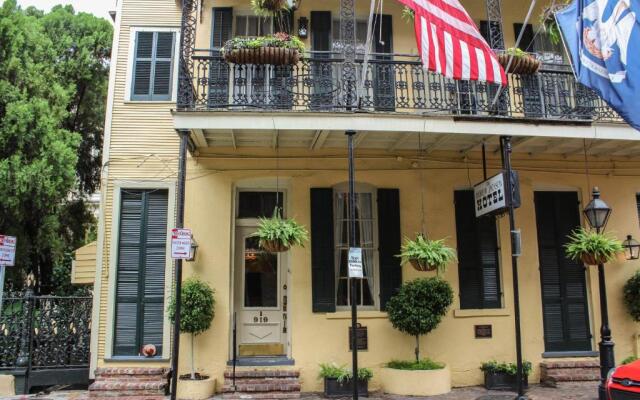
top-left (565, 228), bottom-right (624, 265)
top-left (624, 270), bottom-right (640, 321)
top-left (168, 278), bottom-right (216, 380)
top-left (622, 356), bottom-right (638, 365)
top-left (251, 0), bottom-right (290, 18)
top-left (505, 47), bottom-right (529, 58)
top-left (386, 359), bottom-right (445, 371)
top-left (480, 360), bottom-right (533, 376)
top-left (222, 33), bottom-right (305, 53)
top-left (252, 208), bottom-right (309, 251)
top-left (539, 0), bottom-right (572, 45)
top-left (386, 277), bottom-right (454, 362)
top-left (397, 235), bottom-right (456, 274)
top-left (401, 6), bottom-right (415, 23)
top-left (318, 363), bottom-right (373, 383)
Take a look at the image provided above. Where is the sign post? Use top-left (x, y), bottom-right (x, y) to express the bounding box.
top-left (0, 235), bottom-right (17, 315)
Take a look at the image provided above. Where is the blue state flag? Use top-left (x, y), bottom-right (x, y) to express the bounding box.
top-left (556, 0), bottom-right (640, 131)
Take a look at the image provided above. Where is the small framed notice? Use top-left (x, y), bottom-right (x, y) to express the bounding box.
top-left (171, 228), bottom-right (192, 260)
top-left (0, 235), bottom-right (17, 267)
top-left (475, 324), bottom-right (493, 339)
top-left (348, 247), bottom-right (363, 279)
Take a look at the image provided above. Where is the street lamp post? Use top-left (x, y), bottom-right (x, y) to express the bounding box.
top-left (582, 187), bottom-right (614, 400)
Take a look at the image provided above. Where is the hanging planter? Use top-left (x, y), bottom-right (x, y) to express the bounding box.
top-left (252, 208), bottom-right (309, 253)
top-left (397, 235), bottom-right (457, 274)
top-left (564, 228), bottom-right (624, 266)
top-left (221, 34), bottom-right (305, 66)
top-left (497, 48), bottom-right (541, 75)
top-left (251, 0), bottom-right (289, 17)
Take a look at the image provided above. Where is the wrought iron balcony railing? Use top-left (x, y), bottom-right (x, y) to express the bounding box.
top-left (179, 50), bottom-right (620, 123)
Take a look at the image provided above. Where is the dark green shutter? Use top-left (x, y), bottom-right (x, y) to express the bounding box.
top-left (209, 8), bottom-right (233, 107)
top-left (114, 189), bottom-right (168, 356)
top-left (310, 11), bottom-right (331, 52)
top-left (454, 191), bottom-right (501, 309)
top-left (636, 194), bottom-right (640, 227)
top-left (132, 32), bottom-right (175, 101)
top-left (377, 189), bottom-right (402, 310)
top-left (310, 188), bottom-right (336, 313)
top-left (373, 14), bottom-right (395, 111)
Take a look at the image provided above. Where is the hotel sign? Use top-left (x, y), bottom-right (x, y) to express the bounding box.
top-left (474, 171), bottom-right (521, 217)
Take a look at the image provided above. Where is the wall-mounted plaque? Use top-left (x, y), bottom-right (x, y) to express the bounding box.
top-left (475, 324), bottom-right (493, 339)
top-left (349, 324), bottom-right (368, 351)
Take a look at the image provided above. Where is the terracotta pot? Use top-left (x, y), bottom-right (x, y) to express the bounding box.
top-left (224, 47), bottom-right (301, 66)
top-left (581, 253), bottom-right (608, 266)
top-left (409, 259), bottom-right (437, 272)
top-left (262, 240), bottom-right (290, 253)
top-left (497, 53), bottom-right (541, 75)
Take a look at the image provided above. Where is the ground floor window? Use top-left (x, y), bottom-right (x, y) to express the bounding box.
top-left (454, 190), bottom-right (502, 309)
top-left (113, 188), bottom-right (168, 356)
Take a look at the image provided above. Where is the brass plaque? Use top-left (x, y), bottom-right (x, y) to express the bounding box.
top-left (475, 324), bottom-right (493, 339)
top-left (349, 325), bottom-right (368, 351)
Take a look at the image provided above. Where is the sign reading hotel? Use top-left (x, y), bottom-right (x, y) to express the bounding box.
top-left (171, 228), bottom-right (192, 260)
top-left (348, 247), bottom-right (364, 279)
top-left (0, 235), bottom-right (17, 267)
top-left (474, 173), bottom-right (507, 217)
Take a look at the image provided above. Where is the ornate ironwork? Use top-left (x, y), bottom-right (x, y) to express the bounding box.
top-left (340, 0), bottom-right (357, 109)
top-left (182, 51), bottom-right (621, 123)
top-left (178, 0), bottom-right (198, 109)
top-left (485, 0), bottom-right (505, 50)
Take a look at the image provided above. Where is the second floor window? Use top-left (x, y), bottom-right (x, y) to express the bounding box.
top-left (131, 31), bottom-right (176, 101)
top-left (235, 15), bottom-right (273, 37)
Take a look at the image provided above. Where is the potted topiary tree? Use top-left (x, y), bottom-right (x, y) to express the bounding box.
top-left (480, 360), bottom-right (531, 390)
top-left (624, 270), bottom-right (640, 322)
top-left (252, 208), bottom-right (309, 253)
top-left (397, 235), bottom-right (456, 273)
top-left (168, 278), bottom-right (216, 400)
top-left (318, 363), bottom-right (373, 397)
top-left (565, 228), bottom-right (624, 266)
top-left (382, 277), bottom-right (454, 396)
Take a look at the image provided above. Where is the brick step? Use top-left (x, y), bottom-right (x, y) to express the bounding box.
top-left (95, 367), bottom-right (167, 377)
top-left (95, 375), bottom-right (166, 382)
top-left (222, 392), bottom-right (301, 399)
top-left (224, 369), bottom-right (299, 379)
top-left (540, 360), bottom-right (600, 369)
top-left (540, 360), bottom-right (601, 387)
top-left (90, 381), bottom-right (166, 392)
top-left (88, 392), bottom-right (166, 399)
top-left (222, 382), bottom-right (301, 393)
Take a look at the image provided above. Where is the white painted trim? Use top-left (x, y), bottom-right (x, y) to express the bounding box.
top-left (172, 112), bottom-right (639, 141)
top-left (104, 180), bottom-right (177, 360)
top-left (124, 26), bottom-right (181, 103)
top-left (90, 0), bottom-right (123, 377)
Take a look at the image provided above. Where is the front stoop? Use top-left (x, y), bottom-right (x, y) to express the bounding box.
top-left (89, 367), bottom-right (169, 399)
top-left (222, 369), bottom-right (301, 399)
top-left (540, 360), bottom-right (601, 387)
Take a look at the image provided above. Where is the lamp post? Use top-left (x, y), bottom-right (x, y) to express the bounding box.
top-left (583, 187), bottom-right (614, 400)
top-left (623, 235), bottom-right (640, 261)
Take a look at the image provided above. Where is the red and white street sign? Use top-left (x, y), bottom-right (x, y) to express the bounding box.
top-left (0, 235), bottom-right (17, 267)
top-left (171, 228), bottom-right (192, 260)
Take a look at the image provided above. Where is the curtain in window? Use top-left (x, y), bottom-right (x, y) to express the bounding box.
top-left (358, 194), bottom-right (375, 299)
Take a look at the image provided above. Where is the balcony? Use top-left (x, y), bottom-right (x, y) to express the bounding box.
top-left (179, 50), bottom-right (620, 124)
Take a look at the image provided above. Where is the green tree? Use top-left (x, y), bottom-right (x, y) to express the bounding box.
top-left (0, 0), bottom-right (112, 292)
top-left (386, 277), bottom-right (454, 362)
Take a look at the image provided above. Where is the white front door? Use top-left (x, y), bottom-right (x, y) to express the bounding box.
top-left (234, 226), bottom-right (288, 357)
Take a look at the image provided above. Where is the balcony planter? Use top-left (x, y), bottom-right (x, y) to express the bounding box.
top-left (222, 34), bottom-right (305, 66)
top-left (498, 49), bottom-right (541, 75)
top-left (484, 371), bottom-right (529, 391)
top-left (380, 365), bottom-right (451, 396)
top-left (323, 378), bottom-right (369, 398)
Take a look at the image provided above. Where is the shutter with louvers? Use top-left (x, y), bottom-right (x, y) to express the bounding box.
top-left (311, 188), bottom-right (336, 313)
top-left (310, 11), bottom-right (333, 109)
top-left (534, 191), bottom-right (591, 352)
top-left (378, 189), bottom-right (402, 310)
top-left (114, 189), bottom-right (168, 356)
top-left (454, 191), bottom-right (501, 309)
top-left (636, 194), bottom-right (640, 227)
top-left (373, 14), bottom-right (395, 111)
top-left (209, 8), bottom-right (233, 107)
top-left (132, 32), bottom-right (175, 101)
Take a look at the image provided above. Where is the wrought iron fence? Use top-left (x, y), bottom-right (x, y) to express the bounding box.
top-left (0, 291), bottom-right (92, 393)
top-left (180, 50), bottom-right (621, 123)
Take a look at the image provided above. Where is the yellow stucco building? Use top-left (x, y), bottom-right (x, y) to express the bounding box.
top-left (90, 0), bottom-right (640, 397)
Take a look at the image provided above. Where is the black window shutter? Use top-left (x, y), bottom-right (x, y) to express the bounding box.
top-left (377, 189), bottom-right (402, 311)
top-left (513, 23), bottom-right (535, 52)
top-left (212, 8), bottom-right (233, 48)
top-left (209, 8), bottom-right (233, 107)
top-left (311, 11), bottom-right (332, 52)
top-left (310, 188), bottom-right (336, 313)
top-left (636, 194), bottom-right (640, 227)
top-left (454, 190), bottom-right (501, 309)
top-left (114, 189), bottom-right (168, 356)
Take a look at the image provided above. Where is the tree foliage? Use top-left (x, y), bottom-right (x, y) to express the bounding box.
top-left (624, 270), bottom-right (640, 322)
top-left (386, 278), bottom-right (454, 361)
top-left (168, 278), bottom-right (216, 335)
top-left (0, 0), bottom-right (112, 292)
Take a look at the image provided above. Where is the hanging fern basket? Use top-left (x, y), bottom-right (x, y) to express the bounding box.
top-left (580, 253), bottom-right (609, 266)
top-left (261, 239), bottom-right (290, 253)
top-left (497, 53), bottom-right (541, 75)
top-left (261, 0), bottom-right (287, 11)
top-left (409, 259), bottom-right (438, 272)
top-left (223, 47), bottom-right (301, 66)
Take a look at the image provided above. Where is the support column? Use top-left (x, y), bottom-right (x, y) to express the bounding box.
top-left (485, 0), bottom-right (505, 50)
top-left (340, 0), bottom-right (357, 109)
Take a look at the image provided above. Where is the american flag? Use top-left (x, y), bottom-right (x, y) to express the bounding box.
top-left (398, 0), bottom-right (507, 86)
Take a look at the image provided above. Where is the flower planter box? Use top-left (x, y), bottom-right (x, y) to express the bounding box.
top-left (177, 376), bottom-right (216, 400)
top-left (223, 47), bottom-right (301, 66)
top-left (323, 377), bottom-right (368, 397)
top-left (484, 371), bottom-right (529, 391)
top-left (497, 53), bottom-right (541, 75)
top-left (380, 366), bottom-right (451, 396)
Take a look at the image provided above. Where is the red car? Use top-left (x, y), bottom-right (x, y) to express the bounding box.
top-left (608, 360), bottom-right (640, 400)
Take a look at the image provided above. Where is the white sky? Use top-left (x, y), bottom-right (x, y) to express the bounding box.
top-left (17, 0), bottom-right (116, 21)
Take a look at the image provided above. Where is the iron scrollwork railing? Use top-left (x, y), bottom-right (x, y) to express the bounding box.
top-left (182, 50), bottom-right (621, 123)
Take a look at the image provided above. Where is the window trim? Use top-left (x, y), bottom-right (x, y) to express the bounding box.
top-left (125, 27), bottom-right (181, 103)
top-left (104, 180), bottom-right (176, 360)
top-left (333, 182), bottom-right (380, 311)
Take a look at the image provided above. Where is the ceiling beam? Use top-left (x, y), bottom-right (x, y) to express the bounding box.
top-left (609, 141), bottom-right (640, 156)
top-left (422, 134), bottom-right (452, 155)
top-left (272, 130), bottom-right (279, 149)
top-left (389, 133), bottom-right (413, 151)
top-left (230, 129), bottom-right (237, 150)
top-left (191, 129), bottom-right (207, 148)
top-left (494, 136), bottom-right (537, 154)
top-left (354, 131), bottom-right (368, 148)
top-left (561, 139), bottom-right (613, 157)
top-left (309, 130), bottom-right (329, 150)
top-left (460, 135), bottom-right (492, 157)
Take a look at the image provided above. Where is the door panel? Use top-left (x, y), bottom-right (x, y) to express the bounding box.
top-left (373, 14), bottom-right (395, 111)
top-left (534, 191), bottom-right (592, 352)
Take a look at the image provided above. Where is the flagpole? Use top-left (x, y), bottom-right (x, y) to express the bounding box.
top-left (489, 0), bottom-right (537, 110)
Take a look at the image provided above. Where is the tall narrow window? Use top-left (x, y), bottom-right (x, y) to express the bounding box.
top-left (113, 189), bottom-right (168, 356)
top-left (334, 187), bottom-right (377, 308)
top-left (131, 31), bottom-right (176, 101)
top-left (454, 190), bottom-right (502, 309)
